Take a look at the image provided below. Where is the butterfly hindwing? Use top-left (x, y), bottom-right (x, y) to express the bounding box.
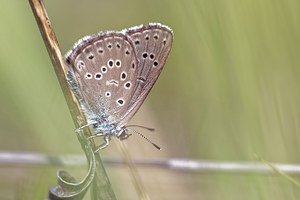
top-left (119, 23), bottom-right (174, 125)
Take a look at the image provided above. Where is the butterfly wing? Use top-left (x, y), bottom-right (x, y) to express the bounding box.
top-left (119, 23), bottom-right (174, 125)
top-left (65, 32), bottom-right (139, 124)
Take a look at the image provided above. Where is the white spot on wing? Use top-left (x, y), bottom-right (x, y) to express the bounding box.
top-left (106, 80), bottom-right (119, 86)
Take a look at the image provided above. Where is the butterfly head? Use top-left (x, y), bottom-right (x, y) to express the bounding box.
top-left (116, 127), bottom-right (132, 140)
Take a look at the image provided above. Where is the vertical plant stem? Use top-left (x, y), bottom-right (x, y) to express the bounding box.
top-left (28, 0), bottom-right (116, 199)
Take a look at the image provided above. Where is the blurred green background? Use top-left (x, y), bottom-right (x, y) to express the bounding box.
top-left (1, 0), bottom-right (300, 199)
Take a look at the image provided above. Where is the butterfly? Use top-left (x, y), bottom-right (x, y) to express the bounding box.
top-left (65, 23), bottom-right (173, 151)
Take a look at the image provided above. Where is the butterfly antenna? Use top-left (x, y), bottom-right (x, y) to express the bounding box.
top-left (126, 128), bottom-right (162, 150)
top-left (126, 125), bottom-right (155, 132)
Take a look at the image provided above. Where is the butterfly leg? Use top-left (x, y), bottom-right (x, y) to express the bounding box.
top-left (87, 132), bottom-right (106, 140)
top-left (75, 121), bottom-right (98, 133)
top-left (94, 135), bottom-right (110, 152)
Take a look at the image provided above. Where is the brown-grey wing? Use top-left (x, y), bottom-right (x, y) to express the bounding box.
top-left (65, 32), bottom-right (138, 124)
top-left (119, 23), bottom-right (173, 125)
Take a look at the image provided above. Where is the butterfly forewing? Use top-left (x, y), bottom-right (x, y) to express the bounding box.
top-left (119, 23), bottom-right (173, 124)
top-left (66, 33), bottom-right (138, 124)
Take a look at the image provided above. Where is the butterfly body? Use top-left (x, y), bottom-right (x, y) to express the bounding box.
top-left (65, 23), bottom-right (173, 151)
